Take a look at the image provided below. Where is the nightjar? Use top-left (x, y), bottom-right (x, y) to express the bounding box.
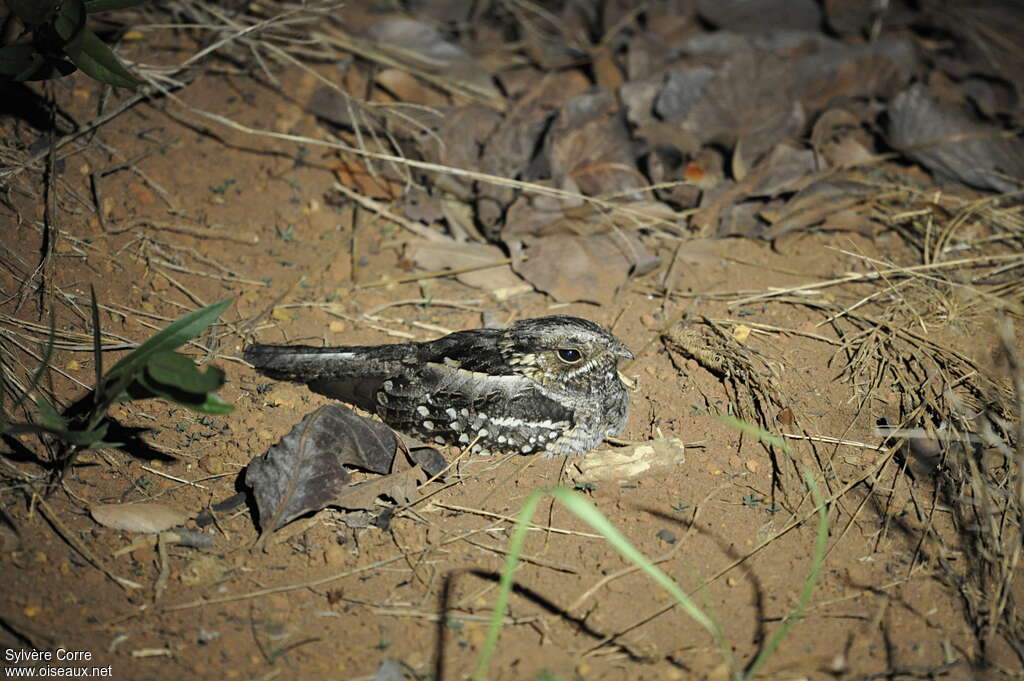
top-left (243, 315), bottom-right (633, 457)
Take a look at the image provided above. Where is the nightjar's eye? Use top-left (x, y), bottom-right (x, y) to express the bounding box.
top-left (556, 348), bottom-right (583, 364)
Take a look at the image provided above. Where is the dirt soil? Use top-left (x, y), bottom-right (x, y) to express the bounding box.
top-left (1, 18), bottom-right (1021, 681)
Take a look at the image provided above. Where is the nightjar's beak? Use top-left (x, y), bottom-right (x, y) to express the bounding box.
top-left (614, 342), bottom-right (634, 361)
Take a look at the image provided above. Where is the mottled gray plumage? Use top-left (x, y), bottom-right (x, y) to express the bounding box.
top-left (243, 315), bottom-right (633, 457)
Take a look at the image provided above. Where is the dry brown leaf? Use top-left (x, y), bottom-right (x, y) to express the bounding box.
top-left (514, 231), bottom-right (656, 305)
top-left (245, 404), bottom-right (401, 542)
top-left (684, 51), bottom-right (799, 170)
top-left (811, 109), bottom-right (876, 168)
top-left (330, 157), bottom-right (401, 200)
top-left (408, 241), bottom-right (531, 300)
top-left (376, 68), bottom-right (449, 107)
top-left (888, 83), bottom-right (1024, 193)
top-left (547, 89), bottom-right (648, 200)
top-left (91, 503), bottom-right (189, 534)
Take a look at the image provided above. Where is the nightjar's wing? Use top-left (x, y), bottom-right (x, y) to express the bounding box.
top-left (377, 362), bottom-right (575, 455)
top-left (244, 328), bottom-right (510, 414)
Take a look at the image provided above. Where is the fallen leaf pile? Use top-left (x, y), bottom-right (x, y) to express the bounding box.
top-left (305, 1), bottom-right (1023, 303)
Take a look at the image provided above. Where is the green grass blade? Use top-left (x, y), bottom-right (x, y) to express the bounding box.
top-left (85, 0), bottom-right (147, 11)
top-left (551, 488), bottom-right (722, 637)
top-left (64, 27), bottom-right (139, 89)
top-left (473, 490), bottom-right (544, 681)
top-left (742, 469), bottom-right (828, 679)
top-left (89, 285), bottom-right (103, 390)
top-left (33, 395), bottom-right (66, 431)
top-left (105, 298), bottom-right (232, 381)
top-left (8, 310), bottom-right (59, 417)
top-left (474, 488), bottom-right (724, 681)
top-left (715, 414), bottom-right (790, 454)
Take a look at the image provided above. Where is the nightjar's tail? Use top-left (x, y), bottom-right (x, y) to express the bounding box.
top-left (243, 344), bottom-right (362, 383)
top-left (243, 343), bottom-right (398, 411)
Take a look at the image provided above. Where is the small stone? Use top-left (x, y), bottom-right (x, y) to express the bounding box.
top-left (744, 459), bottom-right (760, 473)
top-left (329, 321), bottom-right (346, 333)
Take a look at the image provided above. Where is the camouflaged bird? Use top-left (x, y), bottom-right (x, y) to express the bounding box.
top-left (243, 315), bottom-right (633, 457)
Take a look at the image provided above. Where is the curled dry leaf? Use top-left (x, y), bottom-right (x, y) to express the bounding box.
top-left (245, 404), bottom-right (406, 542)
top-left (810, 109), bottom-right (876, 168)
top-left (91, 502), bottom-right (189, 534)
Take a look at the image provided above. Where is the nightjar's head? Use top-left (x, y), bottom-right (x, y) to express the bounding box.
top-left (498, 316), bottom-right (634, 392)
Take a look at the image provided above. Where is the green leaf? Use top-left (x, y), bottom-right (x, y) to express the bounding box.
top-left (105, 299), bottom-right (233, 384)
top-left (128, 372), bottom-right (234, 415)
top-left (2, 420), bottom-right (111, 448)
top-left (63, 421), bottom-right (110, 447)
top-left (146, 351), bottom-right (225, 394)
top-left (34, 395), bottom-right (66, 431)
top-left (52, 0), bottom-right (87, 46)
top-left (0, 44), bottom-right (75, 83)
top-left (90, 286), bottom-right (103, 391)
top-left (85, 0), bottom-right (147, 12)
top-left (0, 43), bottom-right (39, 76)
top-left (5, 0), bottom-right (61, 28)
top-left (62, 27), bottom-right (139, 89)
top-left (192, 393), bottom-right (235, 415)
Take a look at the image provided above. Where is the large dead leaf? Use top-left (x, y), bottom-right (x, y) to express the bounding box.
top-left (683, 51), bottom-right (800, 170)
top-left (514, 230), bottom-right (658, 305)
top-left (546, 88), bottom-right (648, 199)
top-left (888, 83), bottom-right (1024, 193)
top-left (245, 404), bottom-right (425, 544)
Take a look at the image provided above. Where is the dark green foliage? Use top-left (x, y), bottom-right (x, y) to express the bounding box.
top-left (0, 0), bottom-right (143, 88)
top-left (1, 294), bottom-right (234, 485)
